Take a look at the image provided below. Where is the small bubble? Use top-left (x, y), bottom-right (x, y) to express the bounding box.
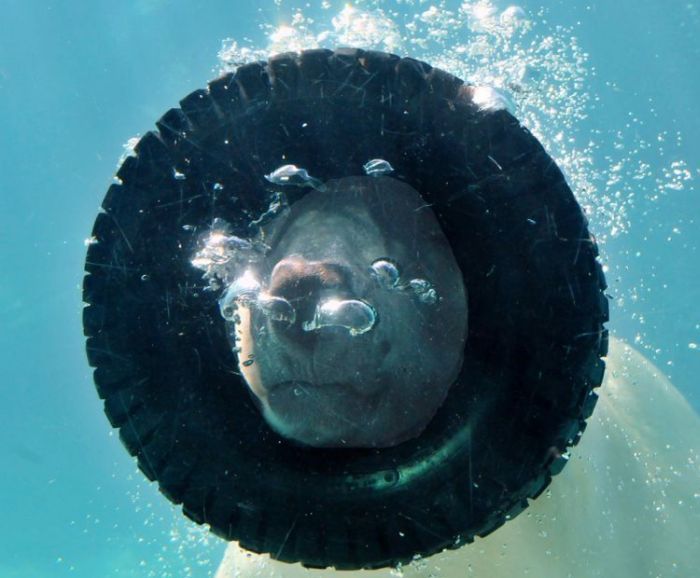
top-left (264, 164), bottom-right (326, 191)
top-left (363, 158), bottom-right (394, 177)
top-left (689, 343), bottom-right (698, 350)
top-left (370, 258), bottom-right (401, 289)
top-left (408, 278), bottom-right (439, 304)
top-left (419, 288), bottom-right (438, 305)
top-left (409, 278), bottom-right (431, 293)
top-left (118, 136), bottom-right (140, 166)
top-left (140, 274), bottom-right (150, 281)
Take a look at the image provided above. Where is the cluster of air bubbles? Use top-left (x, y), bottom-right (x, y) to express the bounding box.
top-left (370, 258), bottom-right (439, 305)
top-left (191, 218), bottom-right (268, 290)
top-left (217, 270), bottom-right (298, 329)
top-left (660, 160), bottom-right (693, 193)
top-left (228, 2), bottom-right (693, 360)
top-left (329, 4), bottom-right (402, 51)
top-left (409, 278), bottom-right (439, 305)
top-left (265, 164), bottom-right (327, 191)
top-left (219, 269), bottom-right (262, 319)
top-left (219, 274), bottom-right (375, 336)
top-left (98, 464), bottom-right (221, 577)
top-left (219, 0), bottom-right (691, 249)
top-left (302, 298), bottom-right (377, 336)
top-left (218, 4), bottom-right (401, 70)
top-left (216, 1), bottom-right (607, 230)
top-left (249, 191), bottom-right (289, 232)
top-left (117, 135), bottom-right (140, 168)
top-left (390, 561), bottom-right (404, 578)
top-left (471, 85), bottom-right (516, 113)
top-left (363, 158), bottom-right (394, 177)
top-left (217, 40), bottom-right (268, 71)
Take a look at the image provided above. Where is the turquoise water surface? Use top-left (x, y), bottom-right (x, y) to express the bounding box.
top-left (1, 1), bottom-right (698, 576)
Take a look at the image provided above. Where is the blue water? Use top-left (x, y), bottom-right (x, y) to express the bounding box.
top-left (0, 1), bottom-right (697, 576)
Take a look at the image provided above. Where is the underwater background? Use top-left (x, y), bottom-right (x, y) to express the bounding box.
top-left (0, 0), bottom-right (698, 576)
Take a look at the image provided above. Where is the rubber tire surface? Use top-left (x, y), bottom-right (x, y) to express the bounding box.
top-left (83, 48), bottom-right (608, 570)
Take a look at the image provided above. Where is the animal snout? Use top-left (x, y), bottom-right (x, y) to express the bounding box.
top-left (267, 256), bottom-right (354, 325)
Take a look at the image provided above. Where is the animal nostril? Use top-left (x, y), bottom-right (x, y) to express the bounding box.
top-left (268, 257), bottom-right (353, 308)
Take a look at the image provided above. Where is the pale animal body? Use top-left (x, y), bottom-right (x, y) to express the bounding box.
top-left (216, 337), bottom-right (700, 578)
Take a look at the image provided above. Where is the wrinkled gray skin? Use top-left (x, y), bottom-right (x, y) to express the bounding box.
top-left (235, 176), bottom-right (467, 448)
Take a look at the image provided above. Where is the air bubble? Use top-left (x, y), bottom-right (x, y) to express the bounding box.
top-left (302, 299), bottom-right (377, 336)
top-left (249, 192), bottom-right (289, 231)
top-left (363, 159), bottom-right (394, 177)
top-left (192, 232), bottom-right (253, 269)
top-left (264, 164), bottom-right (326, 191)
top-left (191, 221), bottom-right (267, 287)
top-left (117, 136), bottom-right (140, 167)
top-left (409, 278), bottom-right (439, 305)
top-left (408, 279), bottom-right (429, 293)
top-left (418, 288), bottom-right (438, 305)
top-left (471, 86), bottom-right (516, 113)
top-left (218, 270), bottom-right (261, 320)
top-left (258, 294), bottom-right (296, 324)
top-left (370, 258), bottom-right (401, 289)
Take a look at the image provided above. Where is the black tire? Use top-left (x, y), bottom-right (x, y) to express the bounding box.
top-left (83, 48), bottom-right (608, 570)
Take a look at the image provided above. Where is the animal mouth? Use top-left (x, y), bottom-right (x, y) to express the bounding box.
top-left (268, 380), bottom-right (348, 395)
top-left (262, 379), bottom-right (380, 446)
